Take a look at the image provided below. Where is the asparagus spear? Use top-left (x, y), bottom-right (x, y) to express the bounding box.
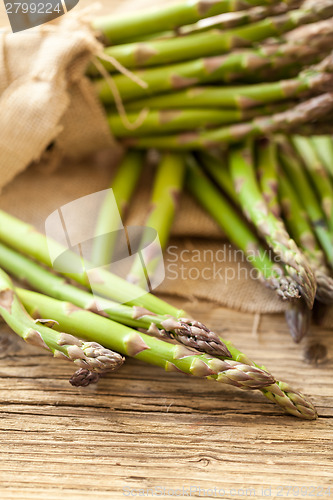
top-left (179, 1), bottom-right (302, 36)
top-left (127, 153), bottom-right (186, 287)
top-left (92, 0), bottom-right (298, 45)
top-left (292, 135), bottom-right (333, 233)
top-left (101, 2), bottom-right (333, 69)
top-left (122, 53), bottom-right (333, 109)
top-left (126, 93), bottom-right (333, 150)
top-left (17, 288), bottom-right (317, 419)
top-left (256, 138), bottom-right (280, 217)
top-left (17, 287), bottom-right (278, 391)
top-left (0, 209), bottom-right (180, 317)
top-left (95, 25), bottom-right (333, 103)
top-left (108, 103), bottom-right (291, 138)
top-left (198, 150), bottom-right (311, 341)
top-left (198, 151), bottom-right (238, 203)
top-left (91, 151), bottom-right (145, 267)
top-left (229, 141), bottom-right (316, 309)
top-left (277, 137), bottom-right (333, 269)
top-left (0, 243), bottom-right (231, 357)
top-left (278, 161), bottom-right (333, 304)
top-left (186, 156), bottom-right (300, 300)
top-left (311, 135), bottom-right (333, 178)
top-left (0, 268), bottom-right (124, 383)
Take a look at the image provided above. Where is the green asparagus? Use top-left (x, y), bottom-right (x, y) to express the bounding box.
top-left (257, 138), bottom-right (280, 217)
top-left (96, 28), bottom-right (333, 104)
top-left (18, 287), bottom-right (317, 419)
top-left (292, 135), bottom-right (333, 233)
top-left (92, 151), bottom-right (145, 266)
top-left (18, 288), bottom-right (277, 391)
top-left (126, 93), bottom-right (333, 150)
top-left (186, 156), bottom-right (301, 301)
top-left (122, 53), bottom-right (333, 109)
top-left (101, 3), bottom-right (333, 69)
top-left (229, 141), bottom-right (316, 308)
top-left (0, 242), bottom-right (231, 357)
top-left (278, 156), bottom-right (333, 304)
top-left (108, 104), bottom-right (291, 137)
top-left (0, 268), bottom-right (124, 382)
top-left (277, 137), bottom-right (333, 269)
top-left (127, 153), bottom-right (186, 287)
top-left (92, 0), bottom-right (299, 45)
top-left (0, 210), bottom-right (180, 317)
top-left (311, 135), bottom-right (333, 178)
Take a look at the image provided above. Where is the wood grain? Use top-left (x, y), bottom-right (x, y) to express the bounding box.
top-left (0, 299), bottom-right (332, 499)
top-left (0, 0), bottom-right (332, 497)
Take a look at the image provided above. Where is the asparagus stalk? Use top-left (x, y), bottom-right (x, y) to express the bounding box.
top-left (257, 138), bottom-right (280, 217)
top-left (101, 2), bottom-right (333, 70)
top-left (127, 153), bottom-right (186, 287)
top-left (277, 137), bottom-right (333, 269)
top-left (124, 1), bottom-right (302, 43)
top-left (311, 135), bottom-right (333, 178)
top-left (95, 25), bottom-right (333, 103)
top-left (0, 210), bottom-right (180, 317)
top-left (179, 1), bottom-right (302, 36)
top-left (122, 53), bottom-right (333, 109)
top-left (229, 141), bottom-right (316, 309)
top-left (198, 151), bottom-right (238, 203)
top-left (292, 135), bottom-right (333, 233)
top-left (126, 93), bottom-right (333, 150)
top-left (108, 103), bottom-right (291, 137)
top-left (0, 268), bottom-right (124, 383)
top-left (18, 287), bottom-right (278, 391)
top-left (17, 288), bottom-right (317, 419)
top-left (0, 243), bottom-right (231, 357)
top-left (186, 156), bottom-right (300, 300)
top-left (92, 0), bottom-right (298, 45)
top-left (91, 151), bottom-right (145, 267)
top-left (278, 160), bottom-right (333, 304)
top-left (198, 150), bottom-right (312, 341)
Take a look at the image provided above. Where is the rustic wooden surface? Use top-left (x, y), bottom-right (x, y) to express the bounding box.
top-left (0, 298), bottom-right (332, 499)
top-left (0, 0), bottom-right (332, 498)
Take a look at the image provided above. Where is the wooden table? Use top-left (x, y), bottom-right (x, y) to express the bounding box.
top-left (0, 1), bottom-right (332, 498)
top-left (0, 298), bottom-right (332, 499)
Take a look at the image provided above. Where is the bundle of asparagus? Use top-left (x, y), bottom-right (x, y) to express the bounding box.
top-left (0, 209), bottom-right (317, 419)
top-left (2, 0), bottom-right (333, 420)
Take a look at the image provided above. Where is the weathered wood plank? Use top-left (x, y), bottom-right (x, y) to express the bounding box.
top-left (0, 300), bottom-right (331, 498)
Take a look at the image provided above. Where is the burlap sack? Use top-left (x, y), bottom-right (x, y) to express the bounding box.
top-left (0, 0), bottom-right (332, 328)
top-left (0, 8), bottom-right (115, 189)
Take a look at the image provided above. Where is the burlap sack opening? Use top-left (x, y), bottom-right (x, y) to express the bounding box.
top-left (0, 1), bottom-right (332, 329)
top-left (0, 10), bottom-right (116, 189)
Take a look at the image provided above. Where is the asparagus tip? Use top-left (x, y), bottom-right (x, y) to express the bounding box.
top-left (69, 368), bottom-right (100, 387)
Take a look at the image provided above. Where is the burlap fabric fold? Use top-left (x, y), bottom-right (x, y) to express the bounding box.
top-left (0, 9), bottom-right (115, 190)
